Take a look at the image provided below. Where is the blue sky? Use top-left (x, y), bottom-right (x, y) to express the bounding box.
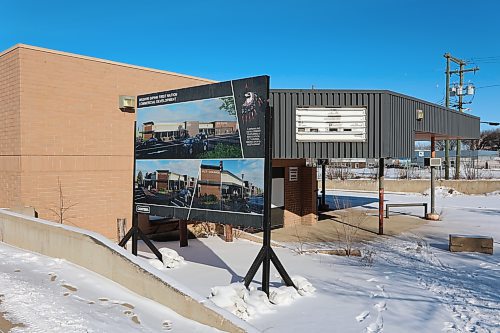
top-left (136, 160), bottom-right (201, 178)
top-left (2, 0), bottom-right (499, 129)
top-left (137, 97), bottom-right (236, 125)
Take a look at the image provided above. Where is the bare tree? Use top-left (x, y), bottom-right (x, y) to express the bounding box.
top-left (49, 177), bottom-right (78, 224)
top-left (463, 129), bottom-right (500, 151)
top-left (326, 164), bottom-right (352, 180)
top-left (435, 140), bottom-right (457, 151)
top-left (332, 197), bottom-right (368, 257)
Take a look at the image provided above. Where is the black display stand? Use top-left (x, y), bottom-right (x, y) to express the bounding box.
top-left (243, 106), bottom-right (296, 295)
top-left (119, 121), bottom-right (163, 262)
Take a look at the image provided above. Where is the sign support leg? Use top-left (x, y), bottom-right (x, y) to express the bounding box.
top-left (243, 104), bottom-right (295, 295)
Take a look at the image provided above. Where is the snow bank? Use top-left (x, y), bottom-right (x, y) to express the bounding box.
top-left (148, 248), bottom-right (186, 270)
top-left (209, 283), bottom-right (271, 320)
top-left (291, 275), bottom-right (316, 296)
top-left (209, 276), bottom-right (315, 320)
top-left (485, 190), bottom-right (500, 196)
top-left (423, 186), bottom-right (462, 197)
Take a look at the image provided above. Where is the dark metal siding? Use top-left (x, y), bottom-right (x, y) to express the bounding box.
top-left (382, 93), bottom-right (480, 158)
top-left (270, 90), bottom-right (384, 159)
top-left (270, 89), bottom-right (480, 160)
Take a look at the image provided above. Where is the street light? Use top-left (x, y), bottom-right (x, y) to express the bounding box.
top-left (480, 121), bottom-right (500, 126)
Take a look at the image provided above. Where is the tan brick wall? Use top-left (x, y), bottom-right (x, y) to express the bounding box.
top-left (0, 48), bottom-right (21, 208)
top-left (1, 44), bottom-right (213, 239)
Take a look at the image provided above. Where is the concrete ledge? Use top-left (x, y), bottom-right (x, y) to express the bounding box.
top-left (449, 234), bottom-right (494, 254)
top-left (0, 209), bottom-right (258, 333)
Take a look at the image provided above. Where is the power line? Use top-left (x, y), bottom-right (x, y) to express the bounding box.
top-left (476, 84), bottom-right (500, 89)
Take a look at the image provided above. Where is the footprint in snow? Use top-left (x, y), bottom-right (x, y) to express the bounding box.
top-left (365, 313), bottom-right (383, 333)
top-left (162, 320), bottom-right (173, 331)
top-left (121, 303), bottom-right (135, 310)
top-left (131, 315), bottom-right (141, 325)
top-left (374, 301), bottom-right (387, 312)
top-left (442, 321), bottom-right (456, 331)
top-left (62, 284), bottom-right (78, 292)
top-left (356, 311), bottom-right (370, 322)
top-left (48, 272), bottom-right (57, 282)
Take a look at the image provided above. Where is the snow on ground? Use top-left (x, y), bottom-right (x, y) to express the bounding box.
top-left (327, 167), bottom-right (500, 180)
top-left (0, 243), bottom-right (220, 333)
top-left (137, 190), bottom-right (500, 333)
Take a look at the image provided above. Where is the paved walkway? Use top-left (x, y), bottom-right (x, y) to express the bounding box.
top-left (266, 209), bottom-right (428, 245)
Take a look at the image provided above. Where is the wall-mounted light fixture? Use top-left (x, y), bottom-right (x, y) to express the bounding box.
top-left (119, 95), bottom-right (136, 113)
top-left (416, 109), bottom-right (424, 121)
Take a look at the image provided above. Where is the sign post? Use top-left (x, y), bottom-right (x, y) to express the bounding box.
top-left (243, 105), bottom-right (295, 294)
top-left (119, 122), bottom-right (163, 261)
top-left (120, 76), bottom-right (294, 294)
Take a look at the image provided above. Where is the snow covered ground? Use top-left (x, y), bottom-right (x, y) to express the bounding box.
top-left (0, 243), bottom-right (221, 333)
top-left (321, 167), bottom-right (500, 180)
top-left (1, 189), bottom-right (498, 332)
top-left (137, 190), bottom-right (500, 333)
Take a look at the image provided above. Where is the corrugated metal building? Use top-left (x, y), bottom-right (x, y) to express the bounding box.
top-left (269, 89), bottom-right (480, 228)
top-left (270, 89), bottom-right (479, 159)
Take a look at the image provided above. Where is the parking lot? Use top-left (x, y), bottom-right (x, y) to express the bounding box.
top-left (135, 133), bottom-right (241, 159)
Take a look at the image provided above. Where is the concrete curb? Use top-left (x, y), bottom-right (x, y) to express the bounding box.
top-left (0, 209), bottom-right (259, 333)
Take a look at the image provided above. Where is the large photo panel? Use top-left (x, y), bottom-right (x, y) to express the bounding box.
top-left (134, 76), bottom-right (269, 228)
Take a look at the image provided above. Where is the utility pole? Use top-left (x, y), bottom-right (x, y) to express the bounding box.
top-left (444, 54), bottom-right (451, 180)
top-left (443, 53), bottom-right (479, 179)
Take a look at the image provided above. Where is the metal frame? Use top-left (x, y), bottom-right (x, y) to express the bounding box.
top-left (119, 122), bottom-right (163, 262)
top-left (243, 104), bottom-right (296, 295)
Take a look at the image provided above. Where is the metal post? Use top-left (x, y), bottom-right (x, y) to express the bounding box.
top-left (444, 54), bottom-right (450, 180)
top-left (132, 213), bottom-right (138, 255)
top-left (131, 122), bottom-right (138, 255)
top-left (455, 62), bottom-right (464, 179)
top-left (322, 164), bottom-right (326, 206)
top-left (378, 158), bottom-right (384, 235)
top-left (261, 103), bottom-right (273, 296)
top-left (430, 137), bottom-right (436, 215)
top-left (220, 160), bottom-right (223, 211)
top-left (244, 103), bottom-right (295, 294)
top-left (319, 163), bottom-right (329, 210)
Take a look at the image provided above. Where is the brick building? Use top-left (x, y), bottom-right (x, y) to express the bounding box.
top-left (3, 44), bottom-right (476, 239)
top-left (0, 44), bottom-right (213, 238)
top-left (141, 120), bottom-right (237, 141)
top-left (198, 165), bottom-right (222, 199)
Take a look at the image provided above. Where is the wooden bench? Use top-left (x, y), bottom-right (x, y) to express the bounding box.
top-left (385, 203), bottom-right (428, 218)
top-left (449, 234), bottom-right (493, 254)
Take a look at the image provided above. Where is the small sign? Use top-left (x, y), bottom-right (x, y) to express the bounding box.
top-left (289, 167), bottom-right (299, 182)
top-left (136, 205), bottom-right (150, 214)
top-left (424, 157), bottom-right (442, 167)
top-left (296, 107), bottom-right (367, 142)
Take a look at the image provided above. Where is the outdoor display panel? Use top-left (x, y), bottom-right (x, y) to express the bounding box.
top-left (134, 76), bottom-right (269, 228)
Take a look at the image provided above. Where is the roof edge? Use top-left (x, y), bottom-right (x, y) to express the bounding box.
top-left (270, 88), bottom-right (392, 94)
top-left (270, 88), bottom-right (480, 120)
top-left (1, 43), bottom-right (215, 84)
